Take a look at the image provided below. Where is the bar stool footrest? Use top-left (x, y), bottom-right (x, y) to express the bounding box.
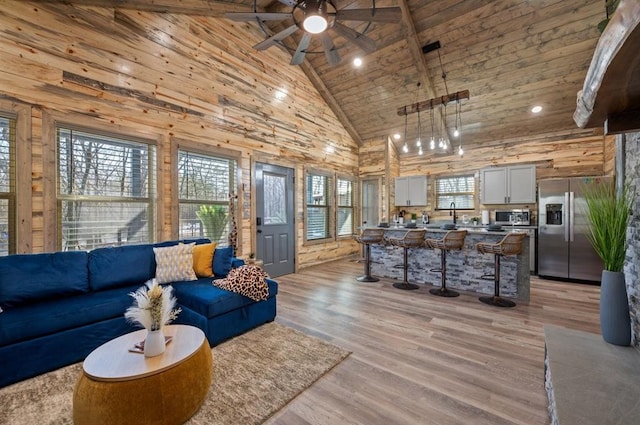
top-left (479, 295), bottom-right (516, 308)
top-left (429, 287), bottom-right (460, 297)
top-left (393, 282), bottom-right (420, 290)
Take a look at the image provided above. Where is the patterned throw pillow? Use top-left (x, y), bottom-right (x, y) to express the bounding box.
top-left (213, 265), bottom-right (269, 301)
top-left (153, 243), bottom-right (197, 284)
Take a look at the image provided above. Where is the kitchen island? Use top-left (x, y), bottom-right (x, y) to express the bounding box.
top-left (369, 227), bottom-right (530, 302)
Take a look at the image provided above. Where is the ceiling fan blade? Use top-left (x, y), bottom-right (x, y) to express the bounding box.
top-left (332, 22), bottom-right (376, 53)
top-left (253, 25), bottom-right (299, 51)
top-left (335, 7), bottom-right (402, 23)
top-left (319, 33), bottom-right (341, 66)
top-left (291, 33), bottom-right (312, 65)
top-left (225, 12), bottom-right (293, 22)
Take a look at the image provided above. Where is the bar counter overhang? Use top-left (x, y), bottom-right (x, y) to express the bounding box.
top-left (368, 227), bottom-right (531, 302)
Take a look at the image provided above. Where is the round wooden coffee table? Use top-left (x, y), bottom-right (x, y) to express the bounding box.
top-left (73, 324), bottom-right (212, 425)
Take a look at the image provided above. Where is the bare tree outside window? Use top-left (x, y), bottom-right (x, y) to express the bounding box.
top-left (57, 128), bottom-right (155, 251)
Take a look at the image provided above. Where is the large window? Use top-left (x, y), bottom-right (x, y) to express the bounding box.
top-left (306, 172), bottom-right (332, 241)
top-left (436, 175), bottom-right (475, 210)
top-left (0, 115), bottom-right (15, 256)
top-left (57, 127), bottom-right (156, 251)
top-left (177, 150), bottom-right (236, 245)
top-left (337, 177), bottom-right (355, 236)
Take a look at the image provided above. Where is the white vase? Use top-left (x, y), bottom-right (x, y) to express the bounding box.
top-left (144, 329), bottom-right (165, 357)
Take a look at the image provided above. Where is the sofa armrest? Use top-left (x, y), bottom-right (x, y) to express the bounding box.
top-left (231, 258), bottom-right (245, 268)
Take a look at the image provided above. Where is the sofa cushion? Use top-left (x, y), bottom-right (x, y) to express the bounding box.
top-left (192, 242), bottom-right (216, 278)
top-left (0, 283), bottom-right (140, 346)
top-left (153, 243), bottom-right (197, 284)
top-left (0, 251), bottom-right (89, 308)
top-left (172, 278), bottom-right (278, 319)
top-left (89, 244), bottom-right (156, 291)
top-left (213, 246), bottom-right (234, 277)
top-left (213, 265), bottom-right (269, 302)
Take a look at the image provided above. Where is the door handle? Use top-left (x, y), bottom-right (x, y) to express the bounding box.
top-left (257, 229), bottom-right (262, 234)
top-left (256, 217), bottom-right (262, 226)
top-left (569, 191), bottom-right (575, 242)
top-left (564, 192), bottom-right (569, 242)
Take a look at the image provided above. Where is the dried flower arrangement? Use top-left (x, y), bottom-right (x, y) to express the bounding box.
top-left (124, 279), bottom-right (181, 331)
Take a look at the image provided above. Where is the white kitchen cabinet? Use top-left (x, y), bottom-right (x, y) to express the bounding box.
top-left (480, 165), bottom-right (536, 204)
top-left (395, 175), bottom-right (427, 206)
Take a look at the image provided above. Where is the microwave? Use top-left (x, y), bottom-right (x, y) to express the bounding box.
top-left (494, 209), bottom-right (531, 225)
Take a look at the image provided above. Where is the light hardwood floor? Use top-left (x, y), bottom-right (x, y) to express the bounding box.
top-left (265, 258), bottom-right (601, 425)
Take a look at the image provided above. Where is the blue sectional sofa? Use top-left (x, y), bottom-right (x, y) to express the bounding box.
top-left (0, 239), bottom-right (278, 387)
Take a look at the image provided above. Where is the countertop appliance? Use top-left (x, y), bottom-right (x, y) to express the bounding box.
top-left (538, 177), bottom-right (606, 282)
top-left (495, 209), bottom-right (531, 226)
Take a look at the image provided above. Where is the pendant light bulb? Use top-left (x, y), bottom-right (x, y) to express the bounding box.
top-left (402, 143), bottom-right (408, 153)
top-left (458, 145), bottom-right (463, 156)
top-left (430, 137), bottom-right (435, 150)
top-left (416, 138), bottom-right (421, 147)
top-left (419, 146), bottom-right (424, 155)
top-left (454, 128), bottom-right (460, 138)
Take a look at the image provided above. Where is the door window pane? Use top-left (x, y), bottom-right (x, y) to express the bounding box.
top-left (264, 172), bottom-right (287, 225)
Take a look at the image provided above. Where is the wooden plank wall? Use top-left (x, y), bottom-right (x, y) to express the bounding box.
top-left (0, 2), bottom-right (360, 265)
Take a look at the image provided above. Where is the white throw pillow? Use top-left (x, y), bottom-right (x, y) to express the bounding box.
top-left (153, 243), bottom-right (197, 284)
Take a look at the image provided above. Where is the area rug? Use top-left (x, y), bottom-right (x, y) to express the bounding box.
top-left (0, 322), bottom-right (350, 425)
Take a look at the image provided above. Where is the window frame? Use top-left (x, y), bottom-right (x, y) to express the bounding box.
top-left (304, 168), bottom-right (334, 244)
top-left (434, 174), bottom-right (476, 211)
top-left (175, 146), bottom-right (238, 245)
top-left (336, 175), bottom-right (356, 238)
top-left (54, 123), bottom-right (158, 251)
top-left (170, 138), bottom-right (242, 245)
top-left (0, 112), bottom-right (16, 255)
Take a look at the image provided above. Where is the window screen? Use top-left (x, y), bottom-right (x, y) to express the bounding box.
top-left (57, 127), bottom-right (156, 250)
top-left (436, 175), bottom-right (475, 210)
top-left (0, 115), bottom-right (15, 255)
top-left (177, 150), bottom-right (235, 244)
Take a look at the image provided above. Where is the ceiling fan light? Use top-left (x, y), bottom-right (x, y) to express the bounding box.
top-left (303, 15), bottom-right (328, 33)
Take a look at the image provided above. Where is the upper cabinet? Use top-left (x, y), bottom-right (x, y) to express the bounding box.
top-left (480, 165), bottom-right (536, 204)
top-left (395, 175), bottom-right (427, 206)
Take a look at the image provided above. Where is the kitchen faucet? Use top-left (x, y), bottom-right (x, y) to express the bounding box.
top-left (450, 202), bottom-right (457, 224)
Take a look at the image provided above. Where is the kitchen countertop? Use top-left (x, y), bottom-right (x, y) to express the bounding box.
top-left (372, 225), bottom-right (535, 236)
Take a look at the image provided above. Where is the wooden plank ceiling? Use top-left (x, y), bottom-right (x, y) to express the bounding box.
top-left (35, 0), bottom-right (606, 155)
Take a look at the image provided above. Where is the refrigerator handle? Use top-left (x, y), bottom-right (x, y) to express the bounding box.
top-left (564, 192), bottom-right (570, 242)
top-left (569, 191), bottom-right (575, 242)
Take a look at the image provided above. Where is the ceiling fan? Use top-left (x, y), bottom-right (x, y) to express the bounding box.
top-left (225, 0), bottom-right (402, 66)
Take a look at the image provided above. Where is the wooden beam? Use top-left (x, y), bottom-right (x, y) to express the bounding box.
top-left (31, 0), bottom-right (248, 16)
top-left (397, 89), bottom-right (470, 116)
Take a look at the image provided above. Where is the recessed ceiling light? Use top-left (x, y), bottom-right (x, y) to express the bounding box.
top-left (531, 105), bottom-right (543, 113)
top-left (353, 57), bottom-right (363, 67)
top-left (393, 133), bottom-right (401, 140)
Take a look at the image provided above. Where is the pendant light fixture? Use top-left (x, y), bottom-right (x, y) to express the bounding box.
top-left (429, 104), bottom-right (435, 150)
top-left (415, 82), bottom-right (422, 148)
top-left (402, 109), bottom-right (409, 153)
top-left (455, 99), bottom-right (463, 156)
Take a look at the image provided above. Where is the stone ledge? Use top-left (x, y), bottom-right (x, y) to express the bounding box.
top-left (544, 325), bottom-right (640, 425)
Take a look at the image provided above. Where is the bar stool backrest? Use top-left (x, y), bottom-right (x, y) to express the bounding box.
top-left (498, 232), bottom-right (526, 256)
top-left (443, 230), bottom-right (467, 250)
top-left (359, 228), bottom-right (385, 243)
top-left (402, 229), bottom-right (427, 247)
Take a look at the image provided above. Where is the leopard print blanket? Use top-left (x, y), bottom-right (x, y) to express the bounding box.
top-left (213, 264), bottom-right (269, 301)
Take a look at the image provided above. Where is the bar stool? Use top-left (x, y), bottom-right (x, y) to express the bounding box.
top-left (476, 232), bottom-right (526, 308)
top-left (354, 228), bottom-right (385, 282)
top-left (425, 230), bottom-right (467, 297)
top-left (387, 229), bottom-right (426, 290)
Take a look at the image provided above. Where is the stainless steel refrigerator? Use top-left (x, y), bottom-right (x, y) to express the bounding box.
top-left (538, 177), bottom-right (606, 282)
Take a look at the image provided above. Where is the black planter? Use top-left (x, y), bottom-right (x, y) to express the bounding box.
top-left (600, 270), bottom-right (631, 346)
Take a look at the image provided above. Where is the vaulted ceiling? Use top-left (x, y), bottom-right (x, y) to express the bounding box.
top-left (36, 0), bottom-right (607, 155)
